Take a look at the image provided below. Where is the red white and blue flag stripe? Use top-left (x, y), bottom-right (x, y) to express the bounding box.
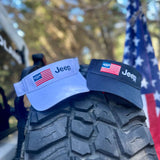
top-left (123, 0), bottom-right (160, 158)
top-left (100, 62), bottom-right (121, 75)
top-left (33, 68), bottom-right (54, 86)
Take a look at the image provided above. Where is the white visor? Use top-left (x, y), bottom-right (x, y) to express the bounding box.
top-left (14, 58), bottom-right (89, 111)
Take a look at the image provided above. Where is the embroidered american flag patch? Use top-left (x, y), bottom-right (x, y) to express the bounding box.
top-left (33, 68), bottom-right (54, 86)
top-left (100, 62), bottom-right (121, 75)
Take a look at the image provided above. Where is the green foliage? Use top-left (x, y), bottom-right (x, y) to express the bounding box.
top-left (9, 0), bottom-right (126, 63)
top-left (3, 0), bottom-right (157, 65)
top-left (1, 0), bottom-right (160, 64)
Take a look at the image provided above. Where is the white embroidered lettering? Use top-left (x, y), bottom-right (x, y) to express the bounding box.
top-left (122, 69), bottom-right (137, 82)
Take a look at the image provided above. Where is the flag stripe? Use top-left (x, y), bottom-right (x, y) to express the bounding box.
top-left (141, 94), bottom-right (150, 127)
top-left (145, 93), bottom-right (160, 155)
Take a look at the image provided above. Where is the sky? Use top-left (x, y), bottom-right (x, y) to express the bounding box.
top-left (117, 0), bottom-right (160, 20)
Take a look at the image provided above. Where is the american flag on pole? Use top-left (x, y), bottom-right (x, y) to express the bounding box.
top-left (33, 68), bottom-right (54, 86)
top-left (123, 0), bottom-right (160, 158)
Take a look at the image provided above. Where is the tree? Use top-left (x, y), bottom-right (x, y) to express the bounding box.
top-left (1, 0), bottom-right (159, 63)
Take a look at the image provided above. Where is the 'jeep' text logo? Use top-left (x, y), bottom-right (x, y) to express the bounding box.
top-left (55, 65), bottom-right (71, 73)
top-left (122, 69), bottom-right (137, 82)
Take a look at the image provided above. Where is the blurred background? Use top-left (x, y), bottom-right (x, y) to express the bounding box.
top-left (0, 0), bottom-right (159, 130)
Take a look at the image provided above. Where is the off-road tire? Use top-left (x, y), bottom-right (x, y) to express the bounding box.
top-left (23, 91), bottom-right (158, 160)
